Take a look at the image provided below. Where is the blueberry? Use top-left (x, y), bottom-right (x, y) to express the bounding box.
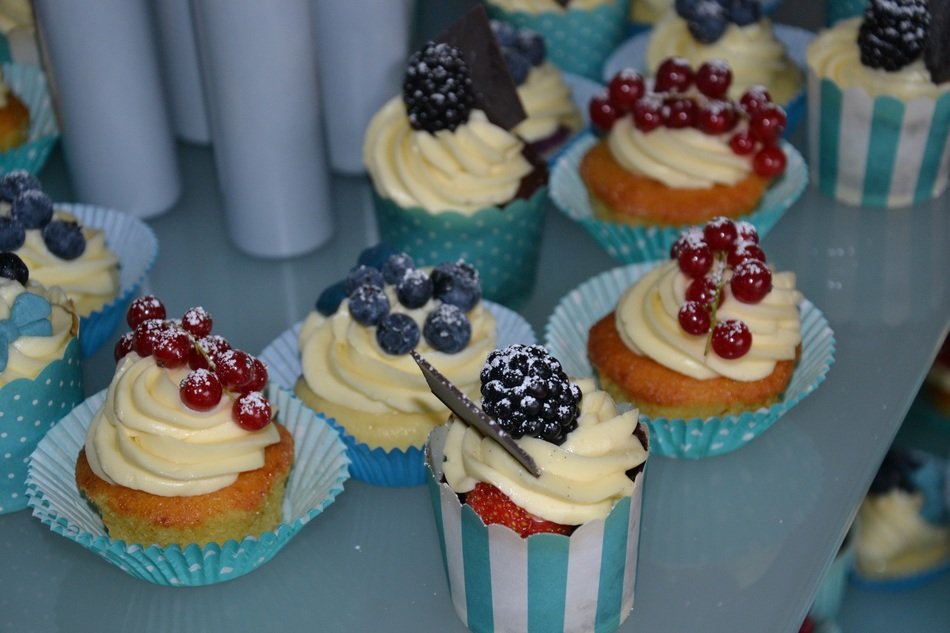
top-left (674, 0), bottom-right (702, 18)
top-left (345, 265), bottom-right (385, 295)
top-left (42, 220), bottom-right (86, 260)
top-left (728, 0), bottom-right (761, 26)
top-left (0, 252), bottom-right (28, 285)
top-left (375, 312), bottom-right (420, 355)
top-left (431, 261), bottom-right (481, 311)
top-left (490, 19), bottom-right (518, 48)
top-left (0, 171), bottom-right (41, 203)
top-left (687, 12), bottom-right (728, 44)
top-left (11, 190), bottom-right (54, 229)
top-left (357, 243), bottom-right (396, 269)
top-left (397, 268), bottom-right (433, 309)
top-left (347, 284), bottom-right (389, 325)
top-left (315, 279), bottom-right (347, 316)
top-left (381, 252), bottom-right (414, 284)
top-left (423, 304), bottom-right (471, 353)
top-left (502, 47), bottom-right (530, 86)
top-left (0, 217), bottom-right (25, 250)
top-left (516, 31), bottom-right (546, 66)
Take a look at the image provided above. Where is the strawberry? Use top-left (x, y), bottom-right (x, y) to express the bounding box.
top-left (464, 483), bottom-right (574, 538)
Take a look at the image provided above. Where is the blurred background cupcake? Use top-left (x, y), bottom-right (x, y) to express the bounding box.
top-left (806, 0), bottom-right (950, 208)
top-left (0, 61), bottom-right (58, 175)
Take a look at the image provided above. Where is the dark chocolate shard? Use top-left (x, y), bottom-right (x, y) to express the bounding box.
top-left (554, 0), bottom-right (571, 7)
top-left (411, 350), bottom-right (541, 478)
top-left (435, 5), bottom-right (526, 130)
top-left (925, 0), bottom-right (950, 83)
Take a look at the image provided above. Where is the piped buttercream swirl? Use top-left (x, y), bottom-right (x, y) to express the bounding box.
top-left (0, 279), bottom-right (75, 385)
top-left (513, 62), bottom-right (583, 144)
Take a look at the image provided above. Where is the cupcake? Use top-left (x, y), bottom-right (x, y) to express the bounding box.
top-left (806, 0), bottom-right (950, 207)
top-left (0, 65), bottom-right (29, 151)
top-left (485, 0), bottom-right (630, 81)
top-left (0, 252), bottom-right (82, 514)
top-left (0, 62), bottom-right (58, 175)
top-left (365, 7), bottom-right (549, 308)
top-left (490, 19), bottom-right (584, 158)
top-left (292, 246), bottom-right (534, 486)
top-left (422, 344), bottom-right (649, 633)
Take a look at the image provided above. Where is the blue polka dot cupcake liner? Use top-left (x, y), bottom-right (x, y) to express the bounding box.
top-left (0, 62), bottom-right (59, 176)
top-left (544, 262), bottom-right (836, 458)
top-left (0, 337), bottom-right (83, 515)
top-left (25, 384), bottom-right (350, 586)
top-left (550, 132), bottom-right (807, 265)
top-left (57, 203), bottom-right (159, 358)
top-left (258, 301), bottom-right (537, 487)
top-left (486, 0), bottom-right (630, 81)
top-left (372, 188), bottom-right (547, 310)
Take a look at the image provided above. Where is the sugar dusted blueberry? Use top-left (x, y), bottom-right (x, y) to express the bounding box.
top-left (12, 189), bottom-right (53, 229)
top-left (0, 170), bottom-right (40, 203)
top-left (348, 284), bottom-right (390, 325)
top-left (397, 268), bottom-right (433, 309)
top-left (42, 219), bottom-right (86, 260)
top-left (376, 312), bottom-right (420, 355)
top-left (357, 243), bottom-right (396, 269)
top-left (431, 261), bottom-right (481, 311)
top-left (423, 304), bottom-right (471, 353)
top-left (381, 252), bottom-right (414, 285)
top-left (0, 217), bottom-right (25, 250)
top-left (316, 279), bottom-right (347, 316)
top-left (345, 265), bottom-right (385, 295)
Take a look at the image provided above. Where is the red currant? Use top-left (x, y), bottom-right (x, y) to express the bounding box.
top-left (739, 86), bottom-right (772, 116)
top-left (233, 392), bottom-right (272, 431)
top-left (655, 57), bottom-right (693, 93)
top-left (215, 349), bottom-right (255, 391)
top-left (703, 217), bottom-right (738, 251)
top-left (181, 306), bottom-right (213, 338)
top-left (243, 357), bottom-right (269, 393)
top-left (633, 96), bottom-right (663, 132)
top-left (152, 328), bottom-right (192, 368)
top-left (697, 100), bottom-right (737, 135)
top-left (727, 240), bottom-right (767, 267)
top-left (589, 94), bottom-right (619, 132)
top-left (114, 331), bottom-right (135, 362)
top-left (729, 130), bottom-right (757, 155)
top-left (730, 260), bottom-right (772, 303)
top-left (677, 241), bottom-right (713, 278)
top-left (133, 319), bottom-right (166, 358)
top-left (749, 105), bottom-right (787, 144)
top-left (662, 98), bottom-right (696, 129)
top-left (736, 221), bottom-right (759, 244)
top-left (711, 320), bottom-right (752, 359)
top-left (685, 277), bottom-right (722, 308)
top-left (608, 70), bottom-right (646, 112)
top-left (127, 295), bottom-right (166, 329)
top-left (695, 60), bottom-right (733, 99)
top-left (678, 301), bottom-right (712, 335)
top-left (198, 335), bottom-right (231, 360)
top-left (180, 369), bottom-right (223, 411)
top-left (188, 345), bottom-right (210, 370)
top-left (753, 144), bottom-right (787, 178)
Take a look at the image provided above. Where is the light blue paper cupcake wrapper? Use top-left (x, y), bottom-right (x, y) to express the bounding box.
top-left (56, 204), bottom-right (159, 358)
top-left (550, 132), bottom-right (807, 264)
top-left (25, 384), bottom-right (350, 586)
top-left (0, 337), bottom-right (82, 514)
top-left (487, 0), bottom-right (630, 81)
top-left (258, 301), bottom-right (537, 487)
top-left (544, 261), bottom-right (836, 458)
top-left (807, 71), bottom-right (950, 208)
top-left (0, 62), bottom-right (59, 175)
top-left (426, 424), bottom-right (646, 633)
top-left (602, 24), bottom-right (811, 136)
top-left (372, 188), bottom-right (547, 309)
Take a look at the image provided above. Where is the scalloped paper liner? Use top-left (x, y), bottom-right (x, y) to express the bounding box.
top-left (56, 203), bottom-right (159, 357)
top-left (0, 62), bottom-right (59, 175)
top-left (544, 261), bottom-right (836, 458)
top-left (486, 0), bottom-right (631, 81)
top-left (0, 337), bottom-right (82, 514)
top-left (259, 301), bottom-right (536, 487)
top-left (25, 384), bottom-right (350, 586)
top-left (550, 132), bottom-right (807, 264)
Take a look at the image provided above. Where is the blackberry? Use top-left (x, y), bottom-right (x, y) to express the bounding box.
top-left (315, 279), bottom-right (347, 316)
top-left (402, 41), bottom-right (475, 133)
top-left (431, 261), bottom-right (481, 311)
top-left (376, 312), bottom-right (420, 355)
top-left (345, 265), bottom-right (385, 295)
top-left (423, 304), bottom-right (471, 353)
top-left (0, 252), bottom-right (28, 285)
top-left (42, 220), bottom-right (86, 260)
top-left (11, 190), bottom-right (54, 229)
top-left (347, 284), bottom-right (390, 325)
top-left (858, 0), bottom-right (930, 72)
top-left (479, 344), bottom-right (582, 445)
top-left (397, 268), bottom-right (433, 309)
top-left (0, 217), bottom-right (25, 250)
top-left (381, 252), bottom-right (414, 284)
top-left (0, 170), bottom-right (40, 203)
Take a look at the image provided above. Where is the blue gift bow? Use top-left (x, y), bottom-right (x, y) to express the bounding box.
top-left (0, 292), bottom-right (53, 371)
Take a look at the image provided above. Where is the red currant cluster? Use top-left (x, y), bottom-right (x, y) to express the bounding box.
top-left (589, 58), bottom-right (788, 178)
top-left (114, 296), bottom-right (272, 431)
top-left (670, 217), bottom-right (773, 360)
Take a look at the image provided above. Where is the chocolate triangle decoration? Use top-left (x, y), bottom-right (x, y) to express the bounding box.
top-left (926, 0), bottom-right (950, 84)
top-left (435, 5), bottom-right (527, 130)
top-left (411, 350), bottom-right (541, 478)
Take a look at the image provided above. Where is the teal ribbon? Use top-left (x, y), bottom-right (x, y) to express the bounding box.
top-left (0, 293), bottom-right (53, 371)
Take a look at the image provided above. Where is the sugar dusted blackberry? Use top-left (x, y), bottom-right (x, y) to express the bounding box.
top-left (858, 0), bottom-right (930, 72)
top-left (431, 261), bottom-right (481, 311)
top-left (479, 344), bottom-right (582, 445)
top-left (403, 41), bottom-right (475, 133)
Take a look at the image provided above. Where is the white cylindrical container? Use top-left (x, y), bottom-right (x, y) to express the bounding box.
top-left (192, 0), bottom-right (333, 258)
top-left (32, 0), bottom-right (181, 219)
top-left (151, 0), bottom-right (211, 144)
top-left (312, 0), bottom-right (413, 174)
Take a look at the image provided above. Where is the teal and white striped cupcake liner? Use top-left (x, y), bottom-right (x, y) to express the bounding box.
top-left (0, 62), bottom-right (58, 176)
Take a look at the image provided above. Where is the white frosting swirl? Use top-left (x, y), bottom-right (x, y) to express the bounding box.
top-left (363, 97), bottom-right (533, 215)
top-left (442, 378), bottom-right (646, 525)
top-left (646, 15), bottom-right (803, 105)
top-left (856, 490), bottom-right (950, 574)
top-left (0, 279), bottom-right (75, 385)
top-left (84, 354), bottom-right (280, 497)
top-left (607, 116), bottom-right (751, 189)
top-left (630, 0), bottom-right (670, 23)
top-left (616, 259), bottom-right (802, 381)
top-left (513, 62), bottom-right (583, 144)
top-left (489, 0), bottom-right (610, 13)
top-left (807, 17), bottom-right (950, 100)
